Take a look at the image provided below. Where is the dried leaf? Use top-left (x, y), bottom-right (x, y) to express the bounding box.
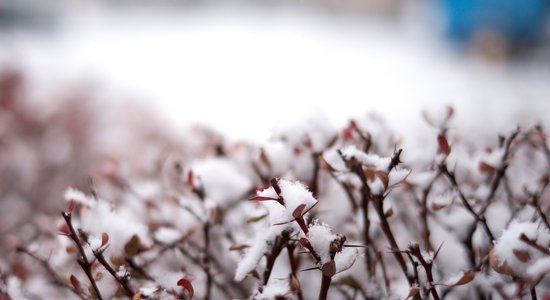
top-left (478, 161), bottom-right (495, 172)
top-left (489, 248), bottom-right (514, 275)
top-left (132, 291), bottom-right (142, 300)
top-left (228, 244), bottom-right (250, 251)
top-left (375, 171), bottom-right (389, 189)
top-left (320, 261), bottom-right (336, 278)
top-left (70, 275), bottom-right (81, 293)
top-left (67, 199), bottom-right (75, 214)
top-left (289, 274), bottom-right (301, 292)
top-left (249, 196), bottom-right (278, 202)
top-left (384, 205), bottom-right (394, 218)
top-left (319, 155), bottom-right (336, 172)
top-left (406, 287), bottom-right (420, 299)
top-left (512, 249), bottom-right (531, 263)
top-left (259, 148), bottom-right (272, 169)
top-left (110, 255), bottom-right (126, 267)
top-left (246, 213), bottom-right (268, 223)
top-left (437, 134), bottom-right (451, 156)
top-left (443, 269), bottom-right (475, 286)
top-left (336, 275), bottom-right (362, 290)
top-left (101, 232), bottom-right (109, 247)
top-left (124, 235), bottom-right (146, 257)
top-left (187, 170), bottom-right (194, 188)
top-left (292, 204), bottom-right (307, 220)
top-left (177, 277), bottom-right (194, 300)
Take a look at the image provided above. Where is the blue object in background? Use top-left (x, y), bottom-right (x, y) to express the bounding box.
top-left (443, 0), bottom-right (549, 43)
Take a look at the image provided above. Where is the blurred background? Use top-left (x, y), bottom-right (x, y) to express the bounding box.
top-left (1, 0), bottom-right (549, 138)
top-left (1, 0), bottom-right (550, 217)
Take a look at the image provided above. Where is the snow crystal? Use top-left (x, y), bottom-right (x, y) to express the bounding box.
top-left (154, 227), bottom-right (182, 244)
top-left (527, 257), bottom-right (550, 279)
top-left (235, 225), bottom-right (287, 281)
top-left (254, 179), bottom-right (317, 224)
top-left (260, 141), bottom-right (293, 175)
top-left (278, 179), bottom-right (317, 217)
top-left (64, 187), bottom-right (95, 207)
top-left (307, 222), bottom-right (337, 264)
top-left (442, 270), bottom-right (470, 286)
top-left (428, 190), bottom-right (456, 211)
top-left (494, 220), bottom-right (550, 277)
top-left (480, 148), bottom-right (505, 169)
top-left (321, 148), bottom-right (347, 171)
top-left (388, 168), bottom-right (410, 187)
top-left (253, 279), bottom-right (290, 299)
top-left (191, 158), bottom-right (252, 204)
top-left (139, 286), bottom-right (160, 297)
top-left (340, 145), bottom-right (391, 171)
top-left (87, 234), bottom-right (103, 251)
top-left (368, 177), bottom-right (386, 195)
top-left (405, 171), bottom-right (437, 189)
top-left (335, 247), bottom-right (358, 274)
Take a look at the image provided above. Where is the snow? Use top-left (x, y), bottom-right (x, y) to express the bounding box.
top-left (258, 141), bottom-right (293, 176)
top-left (527, 257), bottom-right (550, 279)
top-left (340, 145), bottom-right (391, 171)
top-left (428, 190), bottom-right (456, 211)
top-left (255, 179), bottom-right (318, 224)
top-left (307, 221), bottom-right (338, 264)
top-left (64, 187), bottom-right (95, 207)
top-left (388, 167), bottom-right (411, 187)
top-left (406, 171), bottom-right (438, 189)
top-left (493, 220), bottom-right (550, 277)
top-left (368, 177), bottom-right (386, 195)
top-left (154, 226), bottom-right (182, 245)
top-left (87, 234), bottom-right (103, 251)
top-left (234, 224), bottom-right (288, 281)
top-left (139, 286), bottom-right (160, 297)
top-left (479, 148), bottom-right (505, 169)
top-left (80, 199), bottom-right (150, 257)
top-left (278, 179), bottom-right (317, 218)
top-left (191, 158), bottom-right (252, 204)
top-left (253, 279), bottom-right (290, 299)
top-left (335, 247), bottom-right (359, 274)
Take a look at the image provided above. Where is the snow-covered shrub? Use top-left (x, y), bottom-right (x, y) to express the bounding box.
top-left (2, 70), bottom-right (550, 299)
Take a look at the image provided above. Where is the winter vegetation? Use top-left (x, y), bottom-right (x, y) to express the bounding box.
top-left (1, 69), bottom-right (550, 300)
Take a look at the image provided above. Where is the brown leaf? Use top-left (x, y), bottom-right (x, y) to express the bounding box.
top-left (101, 232), bottom-right (109, 247)
top-left (319, 155), bottom-right (335, 172)
top-left (289, 274), bottom-right (301, 292)
top-left (132, 291), bottom-right (142, 300)
top-left (70, 275), bottom-right (81, 293)
top-left (259, 148), bottom-right (272, 169)
top-left (67, 199), bottom-right (75, 214)
top-left (375, 171), bottom-right (389, 189)
top-left (110, 255), bottom-right (126, 267)
top-left (124, 235), bottom-right (146, 257)
top-left (336, 275), bottom-right (362, 290)
top-left (478, 161), bottom-right (495, 172)
top-left (177, 277), bottom-right (194, 300)
top-left (489, 248), bottom-right (514, 275)
top-left (384, 206), bottom-right (394, 218)
top-left (444, 269), bottom-right (475, 286)
top-left (406, 287), bottom-right (420, 299)
top-left (363, 168), bottom-right (375, 181)
top-left (292, 203), bottom-right (307, 220)
top-left (246, 213), bottom-right (268, 223)
top-left (513, 249), bottom-right (532, 263)
top-left (320, 261), bottom-right (336, 278)
top-left (437, 134), bottom-right (451, 156)
top-left (228, 244), bottom-right (250, 251)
